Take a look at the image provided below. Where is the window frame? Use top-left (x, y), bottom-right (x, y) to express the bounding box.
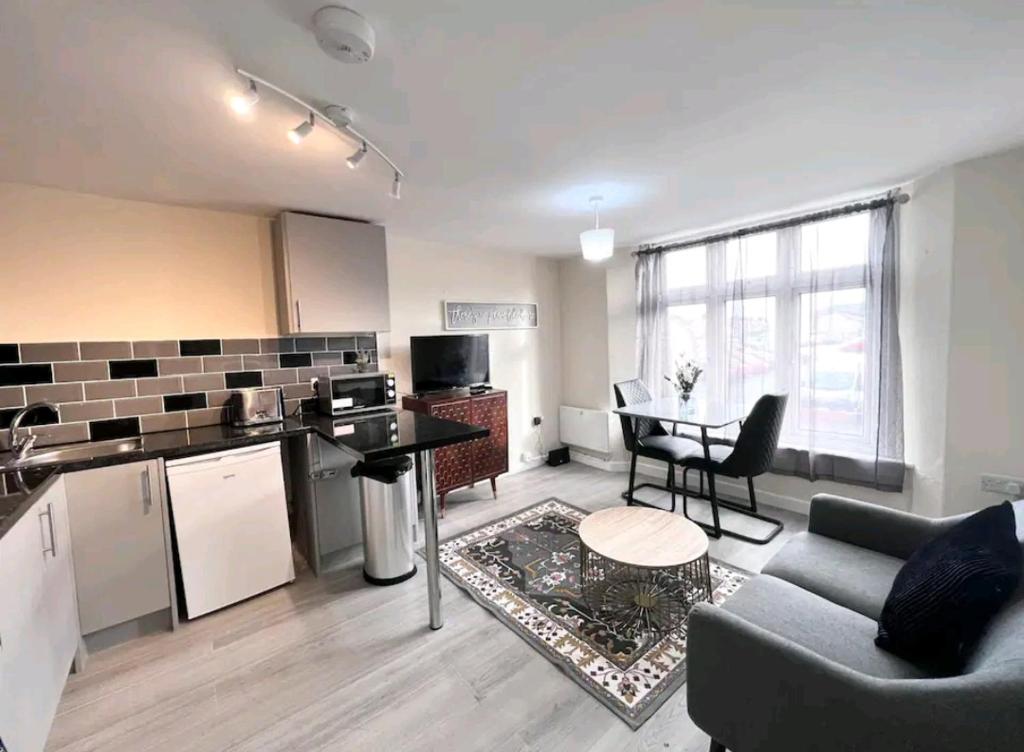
top-left (664, 215), bottom-right (880, 456)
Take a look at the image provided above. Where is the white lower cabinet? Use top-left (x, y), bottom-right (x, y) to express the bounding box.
top-left (0, 476), bottom-right (80, 752)
top-left (64, 460), bottom-right (172, 635)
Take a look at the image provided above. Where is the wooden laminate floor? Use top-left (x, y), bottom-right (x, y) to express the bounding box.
top-left (47, 462), bottom-right (807, 752)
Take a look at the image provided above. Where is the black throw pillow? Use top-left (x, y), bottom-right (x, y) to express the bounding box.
top-left (876, 501), bottom-right (1022, 675)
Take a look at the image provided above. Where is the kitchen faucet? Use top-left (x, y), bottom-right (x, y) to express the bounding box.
top-left (7, 401), bottom-right (60, 459)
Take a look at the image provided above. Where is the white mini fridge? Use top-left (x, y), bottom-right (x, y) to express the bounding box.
top-left (166, 443), bottom-right (295, 619)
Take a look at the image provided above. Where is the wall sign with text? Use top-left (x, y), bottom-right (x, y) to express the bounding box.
top-left (444, 301), bottom-right (539, 330)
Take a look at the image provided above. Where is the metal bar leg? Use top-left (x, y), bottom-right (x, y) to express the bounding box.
top-left (666, 463), bottom-right (676, 513)
top-left (627, 442), bottom-right (639, 506)
top-left (682, 466), bottom-right (690, 517)
top-left (416, 449), bottom-right (443, 630)
top-left (701, 427), bottom-right (722, 538)
top-left (747, 476), bottom-right (758, 513)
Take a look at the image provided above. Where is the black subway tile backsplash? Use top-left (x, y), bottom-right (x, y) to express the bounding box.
top-left (89, 417), bottom-right (141, 441)
top-left (294, 337), bottom-right (326, 352)
top-left (1, 406), bottom-right (60, 429)
top-left (0, 363), bottom-right (54, 386)
top-left (225, 371), bottom-right (263, 389)
top-left (279, 353), bottom-right (312, 368)
top-left (327, 337), bottom-right (356, 351)
top-left (0, 344), bottom-right (19, 364)
top-left (180, 339), bottom-right (222, 357)
top-left (163, 392), bottom-right (208, 412)
top-left (0, 336), bottom-right (377, 438)
top-left (110, 359), bottom-right (158, 379)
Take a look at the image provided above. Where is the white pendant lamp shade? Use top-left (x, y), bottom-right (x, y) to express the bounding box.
top-left (580, 227), bottom-right (615, 261)
top-left (580, 196), bottom-right (614, 261)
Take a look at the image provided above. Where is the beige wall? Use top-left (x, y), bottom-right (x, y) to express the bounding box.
top-left (382, 236), bottom-right (562, 473)
top-left (0, 182), bottom-right (278, 341)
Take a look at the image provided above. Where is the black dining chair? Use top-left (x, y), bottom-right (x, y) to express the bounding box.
top-left (613, 379), bottom-right (702, 512)
top-left (678, 393), bottom-right (788, 544)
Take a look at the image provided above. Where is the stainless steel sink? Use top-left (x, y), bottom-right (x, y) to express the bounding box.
top-left (1, 437), bottom-right (144, 469)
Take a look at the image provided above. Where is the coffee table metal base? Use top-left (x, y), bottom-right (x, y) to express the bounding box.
top-left (580, 542), bottom-right (713, 642)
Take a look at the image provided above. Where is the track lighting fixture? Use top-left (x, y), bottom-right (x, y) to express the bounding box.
top-left (231, 68), bottom-right (405, 196)
top-left (288, 112), bottom-right (315, 144)
top-left (346, 141), bottom-right (368, 169)
top-left (230, 79), bottom-right (260, 114)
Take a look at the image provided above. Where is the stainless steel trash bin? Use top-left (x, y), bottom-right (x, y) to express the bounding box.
top-left (352, 455), bottom-right (417, 585)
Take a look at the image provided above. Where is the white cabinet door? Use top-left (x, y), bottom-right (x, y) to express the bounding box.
top-left (276, 211), bottom-right (390, 333)
top-left (65, 461), bottom-right (171, 635)
top-left (0, 477), bottom-right (80, 752)
top-left (167, 444), bottom-right (294, 619)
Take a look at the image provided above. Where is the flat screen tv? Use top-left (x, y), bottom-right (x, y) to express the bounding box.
top-left (410, 334), bottom-right (490, 394)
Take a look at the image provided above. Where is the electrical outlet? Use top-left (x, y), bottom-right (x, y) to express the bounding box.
top-left (981, 474), bottom-right (1024, 498)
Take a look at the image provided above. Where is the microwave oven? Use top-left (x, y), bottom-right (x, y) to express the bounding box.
top-left (317, 372), bottom-right (397, 416)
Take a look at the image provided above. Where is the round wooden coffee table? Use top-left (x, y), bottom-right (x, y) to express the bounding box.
top-left (578, 507), bottom-right (712, 640)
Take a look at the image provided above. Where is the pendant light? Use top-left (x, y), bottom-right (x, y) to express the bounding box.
top-left (579, 195), bottom-right (614, 261)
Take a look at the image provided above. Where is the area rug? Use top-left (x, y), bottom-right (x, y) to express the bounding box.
top-left (432, 498), bottom-right (750, 728)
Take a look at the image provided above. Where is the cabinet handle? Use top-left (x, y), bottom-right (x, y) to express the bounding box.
top-left (40, 502), bottom-right (56, 558)
top-left (295, 299), bottom-right (302, 332)
top-left (141, 466), bottom-right (153, 513)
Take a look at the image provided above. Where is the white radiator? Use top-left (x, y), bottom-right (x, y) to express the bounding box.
top-left (559, 405), bottom-right (612, 454)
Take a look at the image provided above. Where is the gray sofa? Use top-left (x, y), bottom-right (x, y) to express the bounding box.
top-left (686, 493), bottom-right (1024, 752)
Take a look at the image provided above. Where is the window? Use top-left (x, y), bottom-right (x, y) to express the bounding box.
top-left (664, 212), bottom-right (877, 455)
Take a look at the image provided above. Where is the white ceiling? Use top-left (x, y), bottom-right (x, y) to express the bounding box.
top-left (2, 1), bottom-right (1023, 256)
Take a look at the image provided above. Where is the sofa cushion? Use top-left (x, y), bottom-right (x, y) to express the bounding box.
top-left (876, 501), bottom-right (1023, 675)
top-left (762, 531), bottom-right (904, 621)
top-left (720, 574), bottom-right (929, 679)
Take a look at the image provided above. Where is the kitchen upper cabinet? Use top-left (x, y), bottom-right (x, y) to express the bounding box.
top-left (65, 460), bottom-right (173, 636)
top-left (274, 211), bottom-right (390, 334)
top-left (0, 477), bottom-right (80, 752)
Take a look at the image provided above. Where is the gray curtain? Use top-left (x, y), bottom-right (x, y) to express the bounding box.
top-left (773, 195), bottom-right (905, 491)
top-left (637, 195), bottom-right (906, 492)
top-left (635, 250), bottom-right (669, 398)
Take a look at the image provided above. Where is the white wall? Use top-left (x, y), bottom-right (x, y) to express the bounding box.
top-left (558, 257), bottom-right (610, 411)
top-left (899, 167), bottom-right (956, 516)
top-left (941, 147), bottom-right (1024, 514)
top-left (383, 236), bottom-right (562, 474)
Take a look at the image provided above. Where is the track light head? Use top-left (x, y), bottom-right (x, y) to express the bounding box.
top-left (230, 79), bottom-right (260, 114)
top-left (288, 113), bottom-right (315, 144)
top-left (346, 141), bottom-right (368, 169)
top-left (390, 172), bottom-right (402, 199)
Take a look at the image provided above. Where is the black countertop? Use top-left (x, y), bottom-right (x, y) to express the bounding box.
top-left (0, 408), bottom-right (487, 543)
top-left (296, 410), bottom-right (488, 462)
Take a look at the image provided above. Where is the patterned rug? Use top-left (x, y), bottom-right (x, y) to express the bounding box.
top-left (434, 498), bottom-right (749, 728)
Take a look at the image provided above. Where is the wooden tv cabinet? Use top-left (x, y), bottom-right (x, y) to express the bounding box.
top-left (402, 389), bottom-right (508, 516)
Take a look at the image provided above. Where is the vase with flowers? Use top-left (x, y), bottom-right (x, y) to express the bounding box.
top-left (664, 358), bottom-right (703, 405)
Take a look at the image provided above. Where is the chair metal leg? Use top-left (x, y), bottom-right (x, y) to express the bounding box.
top-left (626, 447), bottom-right (638, 506)
top-left (682, 466), bottom-right (690, 518)
top-left (691, 474), bottom-right (786, 545)
top-left (748, 475), bottom-right (758, 513)
top-left (666, 463), bottom-right (676, 513)
top-left (699, 469), bottom-right (705, 497)
top-left (705, 468), bottom-right (723, 538)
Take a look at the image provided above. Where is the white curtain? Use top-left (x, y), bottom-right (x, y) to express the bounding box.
top-left (636, 250), bottom-right (671, 398)
top-left (637, 197), bottom-right (905, 491)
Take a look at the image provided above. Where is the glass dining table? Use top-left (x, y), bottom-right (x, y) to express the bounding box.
top-left (611, 396), bottom-right (781, 542)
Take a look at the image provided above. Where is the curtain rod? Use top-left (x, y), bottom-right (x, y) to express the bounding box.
top-left (635, 191), bottom-right (909, 256)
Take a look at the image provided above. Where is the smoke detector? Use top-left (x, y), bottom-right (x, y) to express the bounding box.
top-left (312, 6), bottom-right (375, 64)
